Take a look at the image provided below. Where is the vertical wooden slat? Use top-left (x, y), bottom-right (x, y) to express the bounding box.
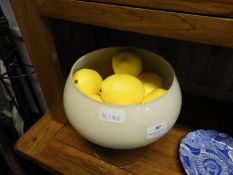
top-left (175, 42), bottom-right (194, 81)
top-left (175, 42), bottom-right (211, 83)
top-left (49, 19), bottom-right (96, 77)
top-left (186, 44), bottom-right (211, 84)
top-left (217, 48), bottom-right (233, 91)
top-left (10, 0), bottom-right (68, 124)
top-left (200, 47), bottom-right (233, 91)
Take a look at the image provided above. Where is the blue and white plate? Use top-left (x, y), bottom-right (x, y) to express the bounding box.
top-left (179, 130), bottom-right (233, 175)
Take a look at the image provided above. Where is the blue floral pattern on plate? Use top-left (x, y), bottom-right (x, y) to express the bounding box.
top-left (179, 130), bottom-right (233, 175)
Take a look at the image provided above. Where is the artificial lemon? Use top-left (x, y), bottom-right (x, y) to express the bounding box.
top-left (73, 68), bottom-right (103, 95)
top-left (100, 74), bottom-right (145, 105)
top-left (88, 94), bottom-right (103, 102)
top-left (137, 72), bottom-right (163, 96)
top-left (112, 49), bottom-right (142, 76)
top-left (142, 89), bottom-right (167, 103)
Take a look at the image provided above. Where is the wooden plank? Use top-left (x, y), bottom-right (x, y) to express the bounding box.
top-left (14, 113), bottom-right (64, 158)
top-left (175, 42), bottom-right (195, 81)
top-left (15, 117), bottom-right (191, 174)
top-left (199, 47), bottom-right (233, 91)
top-left (55, 126), bottom-right (94, 156)
top-left (14, 110), bottom-right (191, 174)
top-left (184, 44), bottom-right (211, 84)
top-left (155, 38), bottom-right (179, 67)
top-left (124, 125), bottom-right (189, 175)
top-left (84, 0), bottom-right (233, 17)
top-left (54, 124), bottom-right (191, 174)
top-left (215, 48), bottom-right (233, 91)
top-left (49, 19), bottom-right (96, 77)
top-left (175, 42), bottom-right (211, 83)
top-left (38, 139), bottom-right (133, 175)
top-left (10, 0), bottom-right (68, 124)
top-left (37, 0), bottom-right (233, 48)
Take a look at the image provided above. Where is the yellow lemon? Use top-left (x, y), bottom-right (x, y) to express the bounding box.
top-left (142, 89), bottom-right (167, 103)
top-left (137, 72), bottom-right (163, 96)
top-left (112, 49), bottom-right (142, 76)
top-left (100, 74), bottom-right (145, 105)
top-left (73, 68), bottom-right (102, 95)
top-left (88, 94), bottom-right (103, 102)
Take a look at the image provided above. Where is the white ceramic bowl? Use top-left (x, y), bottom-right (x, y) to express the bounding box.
top-left (63, 47), bottom-right (181, 149)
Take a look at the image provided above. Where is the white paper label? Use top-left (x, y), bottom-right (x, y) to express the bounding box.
top-left (99, 107), bottom-right (125, 124)
top-left (147, 123), bottom-right (167, 139)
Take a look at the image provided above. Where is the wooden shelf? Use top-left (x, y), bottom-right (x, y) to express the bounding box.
top-left (35, 0), bottom-right (233, 48)
top-left (15, 113), bottom-right (191, 175)
top-left (84, 0), bottom-right (233, 17)
top-left (11, 0), bottom-right (233, 174)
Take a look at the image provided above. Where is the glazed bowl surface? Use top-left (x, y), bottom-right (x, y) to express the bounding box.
top-left (63, 47), bottom-right (182, 149)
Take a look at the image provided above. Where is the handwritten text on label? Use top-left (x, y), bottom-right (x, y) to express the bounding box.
top-left (99, 107), bottom-right (125, 124)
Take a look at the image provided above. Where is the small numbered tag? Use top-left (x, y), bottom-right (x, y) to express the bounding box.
top-left (147, 123), bottom-right (167, 139)
top-left (99, 107), bottom-right (125, 124)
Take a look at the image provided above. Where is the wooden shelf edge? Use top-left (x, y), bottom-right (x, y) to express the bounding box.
top-left (15, 115), bottom-right (192, 174)
top-left (14, 112), bottom-right (64, 158)
top-left (11, 0), bottom-right (68, 124)
top-left (84, 0), bottom-right (233, 18)
top-left (37, 0), bottom-right (233, 48)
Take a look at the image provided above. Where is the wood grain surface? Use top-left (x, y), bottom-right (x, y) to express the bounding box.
top-left (14, 113), bottom-right (63, 158)
top-left (15, 113), bottom-right (191, 174)
top-left (52, 124), bottom-right (190, 175)
top-left (37, 0), bottom-right (233, 48)
top-left (38, 139), bottom-right (133, 175)
top-left (84, 0), bottom-right (233, 17)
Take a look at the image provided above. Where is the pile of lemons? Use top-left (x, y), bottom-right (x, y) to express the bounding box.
top-left (72, 49), bottom-right (167, 105)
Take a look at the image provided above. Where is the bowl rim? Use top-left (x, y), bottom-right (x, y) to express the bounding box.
top-left (67, 46), bottom-right (178, 107)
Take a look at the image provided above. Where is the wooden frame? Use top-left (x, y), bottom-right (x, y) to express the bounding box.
top-left (10, 0), bottom-right (233, 174)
